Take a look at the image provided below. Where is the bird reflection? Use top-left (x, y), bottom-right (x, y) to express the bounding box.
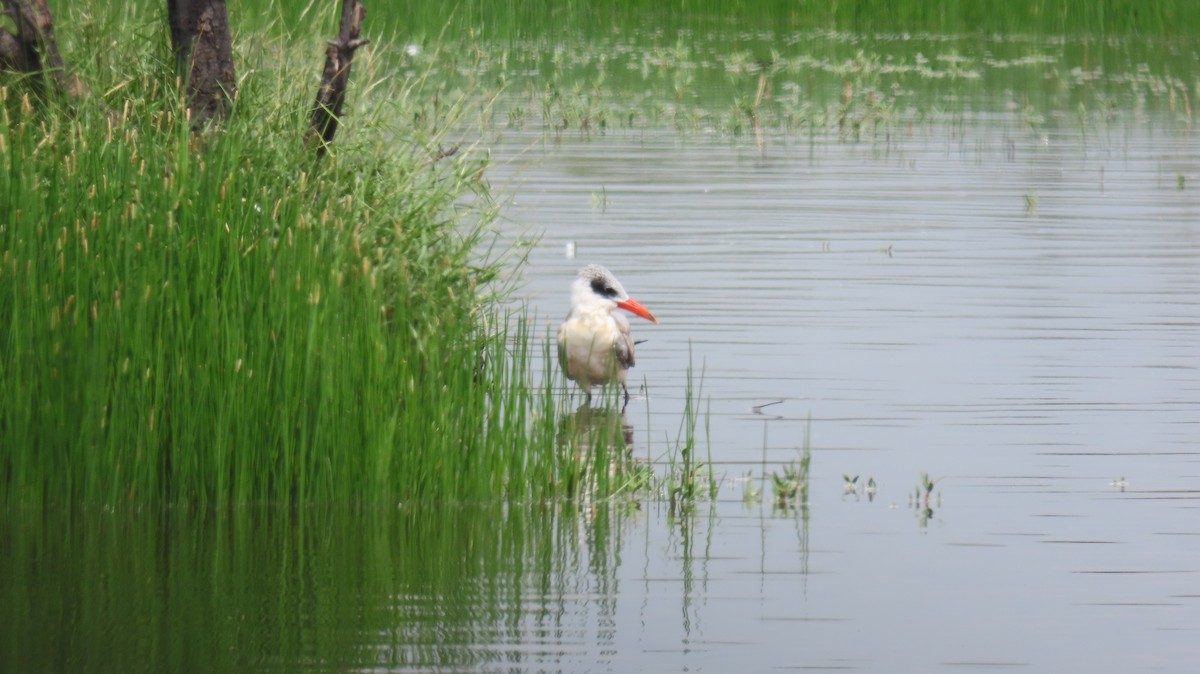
top-left (559, 402), bottom-right (635, 455)
top-left (555, 401), bottom-right (645, 498)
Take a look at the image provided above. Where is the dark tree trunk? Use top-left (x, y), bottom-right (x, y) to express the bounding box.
top-left (0, 26), bottom-right (28, 72)
top-left (308, 0), bottom-right (368, 155)
top-left (166, 0), bottom-right (236, 125)
top-left (0, 0), bottom-right (84, 98)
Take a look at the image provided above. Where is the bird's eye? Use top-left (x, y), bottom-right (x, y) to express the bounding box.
top-left (591, 278), bottom-right (618, 298)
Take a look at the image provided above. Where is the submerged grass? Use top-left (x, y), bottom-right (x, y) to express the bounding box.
top-left (370, 0), bottom-right (1199, 140)
top-left (0, 10), bottom-right (570, 506)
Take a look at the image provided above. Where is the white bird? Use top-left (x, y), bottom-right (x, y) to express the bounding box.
top-left (557, 264), bottom-right (658, 404)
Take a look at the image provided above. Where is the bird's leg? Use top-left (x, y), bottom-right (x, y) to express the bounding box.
top-left (621, 383), bottom-right (630, 405)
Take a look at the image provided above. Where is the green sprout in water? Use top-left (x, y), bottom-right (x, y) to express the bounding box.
top-left (769, 437), bottom-right (811, 510)
top-left (842, 473), bottom-right (859, 495)
top-left (666, 351), bottom-right (715, 516)
top-left (772, 465), bottom-right (802, 506)
top-left (909, 472), bottom-right (943, 527)
top-left (919, 472), bottom-right (941, 499)
top-left (742, 470), bottom-right (762, 504)
top-left (591, 185), bottom-right (610, 212)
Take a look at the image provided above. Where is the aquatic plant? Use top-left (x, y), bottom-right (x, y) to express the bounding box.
top-left (771, 460), bottom-right (806, 509)
top-left (741, 470), bottom-right (762, 504)
top-left (842, 474), bottom-right (860, 495)
top-left (664, 351), bottom-right (714, 515)
top-left (322, 0), bottom-right (1200, 141)
top-left (769, 420), bottom-right (812, 511)
top-left (909, 472), bottom-right (944, 527)
top-left (918, 472), bottom-right (942, 502)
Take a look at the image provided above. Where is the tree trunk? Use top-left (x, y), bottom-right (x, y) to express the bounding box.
top-left (0, 0), bottom-right (84, 98)
top-left (166, 0), bottom-right (236, 125)
top-left (308, 0), bottom-right (368, 155)
top-left (0, 26), bottom-right (28, 72)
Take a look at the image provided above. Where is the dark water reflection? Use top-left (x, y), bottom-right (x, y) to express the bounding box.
top-left (6, 488), bottom-right (1198, 671)
top-left (1, 505), bottom-right (634, 673)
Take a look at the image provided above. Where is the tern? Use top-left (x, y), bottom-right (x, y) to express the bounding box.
top-left (557, 264), bottom-right (658, 404)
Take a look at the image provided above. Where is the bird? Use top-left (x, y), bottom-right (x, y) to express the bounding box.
top-left (557, 264), bottom-right (658, 405)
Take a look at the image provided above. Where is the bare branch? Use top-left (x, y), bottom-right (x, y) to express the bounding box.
top-left (308, 0), bottom-right (367, 155)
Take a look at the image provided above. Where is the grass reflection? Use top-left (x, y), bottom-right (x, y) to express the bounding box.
top-left (0, 503), bottom-right (629, 673)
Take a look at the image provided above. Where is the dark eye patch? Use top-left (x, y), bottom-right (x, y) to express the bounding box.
top-left (590, 277), bottom-right (618, 298)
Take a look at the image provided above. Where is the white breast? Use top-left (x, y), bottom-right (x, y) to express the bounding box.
top-left (557, 308), bottom-right (632, 389)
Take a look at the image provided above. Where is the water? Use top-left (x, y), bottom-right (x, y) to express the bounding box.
top-left (7, 23), bottom-right (1200, 674)
top-left (484, 113), bottom-right (1200, 669)
top-left (10, 113), bottom-right (1194, 674)
top-left (500, 117), bottom-right (1198, 469)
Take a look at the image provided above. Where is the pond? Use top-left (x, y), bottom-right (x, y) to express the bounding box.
top-left (4, 10), bottom-right (1199, 674)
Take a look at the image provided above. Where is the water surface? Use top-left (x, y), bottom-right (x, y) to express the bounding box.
top-left (483, 110), bottom-right (1200, 669)
top-left (5, 15), bottom-right (1200, 673)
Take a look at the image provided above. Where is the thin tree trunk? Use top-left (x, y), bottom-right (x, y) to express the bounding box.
top-left (166, 0), bottom-right (236, 125)
top-left (308, 0), bottom-right (368, 155)
top-left (0, 0), bottom-right (84, 98)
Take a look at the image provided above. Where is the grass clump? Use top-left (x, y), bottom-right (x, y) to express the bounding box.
top-left (663, 353), bottom-right (716, 515)
top-left (0, 18), bottom-right (552, 507)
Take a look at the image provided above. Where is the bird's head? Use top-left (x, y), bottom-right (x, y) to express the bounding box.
top-left (571, 264), bottom-right (658, 323)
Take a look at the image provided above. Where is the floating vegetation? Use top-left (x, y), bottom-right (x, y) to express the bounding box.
top-left (911, 472), bottom-right (943, 527)
top-left (842, 474), bottom-right (861, 496)
top-left (865, 477), bottom-right (878, 500)
top-left (917, 472), bottom-right (943, 503)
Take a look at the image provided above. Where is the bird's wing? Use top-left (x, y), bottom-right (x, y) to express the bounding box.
top-left (613, 313), bottom-right (636, 369)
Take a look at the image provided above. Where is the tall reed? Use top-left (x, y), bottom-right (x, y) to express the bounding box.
top-left (0, 21), bottom-right (555, 506)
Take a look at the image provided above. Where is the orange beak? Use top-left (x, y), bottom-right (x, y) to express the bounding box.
top-left (617, 297), bottom-right (658, 324)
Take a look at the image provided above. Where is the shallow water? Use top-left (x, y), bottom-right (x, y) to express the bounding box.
top-left (484, 113), bottom-right (1200, 669)
top-left (499, 115), bottom-right (1198, 464)
top-left (7, 32), bottom-right (1200, 674)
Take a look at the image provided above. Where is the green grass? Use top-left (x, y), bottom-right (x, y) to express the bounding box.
top-left (0, 9), bottom-right (714, 506)
top-left (0, 10), bottom-right (574, 506)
